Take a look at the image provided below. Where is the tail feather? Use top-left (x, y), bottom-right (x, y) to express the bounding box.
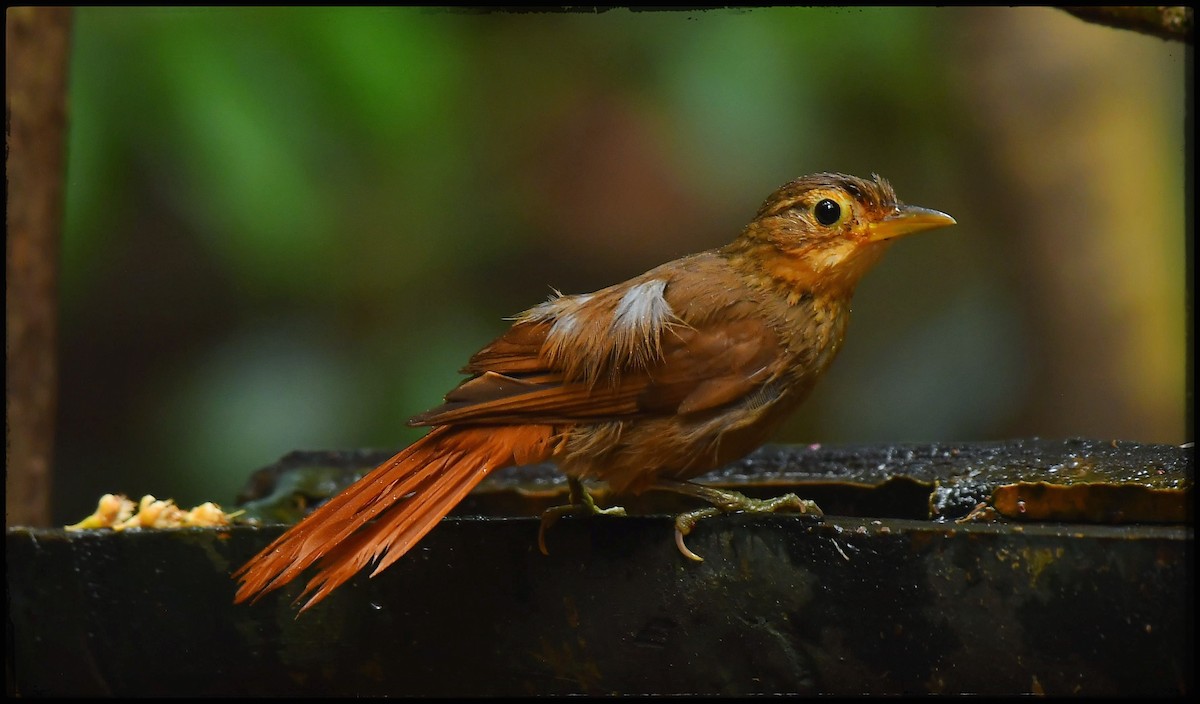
top-left (233, 424), bottom-right (555, 611)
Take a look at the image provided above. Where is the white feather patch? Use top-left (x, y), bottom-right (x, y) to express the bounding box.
top-left (546, 294), bottom-right (591, 338)
top-left (604, 279), bottom-right (673, 374)
top-left (612, 280), bottom-right (671, 333)
top-left (523, 282), bottom-right (674, 384)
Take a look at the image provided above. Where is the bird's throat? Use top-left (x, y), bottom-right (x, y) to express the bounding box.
top-left (723, 237), bottom-right (888, 303)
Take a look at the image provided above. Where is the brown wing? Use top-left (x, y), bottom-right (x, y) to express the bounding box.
top-left (408, 252), bottom-right (786, 427)
top-left (408, 315), bottom-right (783, 427)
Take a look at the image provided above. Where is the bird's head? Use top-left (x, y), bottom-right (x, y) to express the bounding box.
top-left (728, 172), bottom-right (956, 297)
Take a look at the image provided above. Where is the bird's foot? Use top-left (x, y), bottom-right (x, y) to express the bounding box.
top-left (657, 481), bottom-right (822, 562)
top-left (538, 477), bottom-right (626, 556)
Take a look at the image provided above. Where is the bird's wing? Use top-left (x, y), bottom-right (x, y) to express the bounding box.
top-left (409, 267), bottom-right (784, 426)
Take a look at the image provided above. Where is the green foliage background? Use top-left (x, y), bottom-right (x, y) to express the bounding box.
top-left (55, 7), bottom-right (1187, 522)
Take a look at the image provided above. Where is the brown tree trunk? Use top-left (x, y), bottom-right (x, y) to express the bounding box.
top-left (6, 7), bottom-right (73, 527)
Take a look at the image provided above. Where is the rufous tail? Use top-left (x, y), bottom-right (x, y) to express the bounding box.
top-left (233, 424), bottom-right (556, 611)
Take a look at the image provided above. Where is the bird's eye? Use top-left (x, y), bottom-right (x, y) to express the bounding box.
top-left (814, 198), bottom-right (842, 226)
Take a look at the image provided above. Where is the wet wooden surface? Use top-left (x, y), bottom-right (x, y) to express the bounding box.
top-left (8, 438), bottom-right (1192, 696)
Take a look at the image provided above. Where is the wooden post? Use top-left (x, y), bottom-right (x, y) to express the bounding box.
top-left (6, 7), bottom-right (73, 527)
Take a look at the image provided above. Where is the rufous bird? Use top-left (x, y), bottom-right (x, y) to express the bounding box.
top-left (233, 172), bottom-right (955, 611)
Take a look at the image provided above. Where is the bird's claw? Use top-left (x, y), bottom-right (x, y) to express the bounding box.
top-left (668, 489), bottom-right (823, 563)
top-left (673, 507), bottom-right (721, 562)
top-left (537, 479), bottom-right (625, 556)
top-left (537, 507), bottom-right (567, 556)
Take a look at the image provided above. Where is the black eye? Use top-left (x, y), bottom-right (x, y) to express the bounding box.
top-left (814, 198), bottom-right (841, 226)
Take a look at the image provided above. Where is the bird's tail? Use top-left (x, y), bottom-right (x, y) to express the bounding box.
top-left (233, 424), bottom-right (556, 611)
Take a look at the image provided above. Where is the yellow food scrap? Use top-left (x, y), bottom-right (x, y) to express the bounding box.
top-left (65, 494), bottom-right (238, 531)
top-left (118, 494), bottom-right (187, 529)
top-left (65, 493), bottom-right (136, 531)
top-left (183, 501), bottom-right (235, 527)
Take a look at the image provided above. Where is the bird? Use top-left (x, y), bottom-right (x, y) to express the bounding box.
top-left (233, 172), bottom-right (956, 611)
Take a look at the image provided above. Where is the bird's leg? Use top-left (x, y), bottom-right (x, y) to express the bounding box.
top-left (538, 476), bottom-right (627, 556)
top-left (653, 479), bottom-right (823, 562)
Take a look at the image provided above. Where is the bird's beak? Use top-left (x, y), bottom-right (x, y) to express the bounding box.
top-left (868, 205), bottom-right (956, 243)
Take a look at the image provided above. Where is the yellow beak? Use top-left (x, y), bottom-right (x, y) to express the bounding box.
top-left (867, 205), bottom-right (956, 243)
